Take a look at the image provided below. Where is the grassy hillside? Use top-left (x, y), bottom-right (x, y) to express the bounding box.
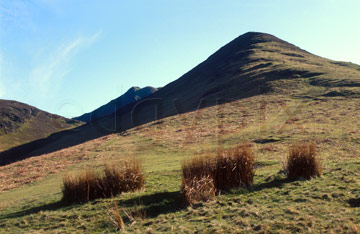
top-left (0, 100), bottom-right (82, 152)
top-left (2, 32), bottom-right (360, 165)
top-left (0, 32), bottom-right (360, 233)
top-left (1, 93), bottom-right (360, 233)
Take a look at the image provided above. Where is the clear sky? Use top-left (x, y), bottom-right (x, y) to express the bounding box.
top-left (0, 0), bottom-right (359, 118)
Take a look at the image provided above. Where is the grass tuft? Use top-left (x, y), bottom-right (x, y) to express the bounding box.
top-left (108, 203), bottom-right (125, 231)
top-left (214, 145), bottom-right (254, 190)
top-left (285, 143), bottom-right (322, 180)
top-left (123, 201), bottom-right (147, 221)
top-left (62, 158), bottom-right (144, 203)
top-left (180, 175), bottom-right (216, 206)
top-left (103, 160), bottom-right (145, 197)
top-left (181, 144), bottom-right (254, 205)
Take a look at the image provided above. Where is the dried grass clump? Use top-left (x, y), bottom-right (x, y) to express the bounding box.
top-left (285, 143), bottom-right (322, 180)
top-left (180, 175), bottom-right (216, 206)
top-left (103, 160), bottom-right (145, 196)
top-left (181, 144), bottom-right (254, 206)
top-left (62, 159), bottom-right (144, 203)
top-left (214, 145), bottom-right (254, 190)
top-left (108, 203), bottom-right (125, 231)
top-left (62, 169), bottom-right (100, 203)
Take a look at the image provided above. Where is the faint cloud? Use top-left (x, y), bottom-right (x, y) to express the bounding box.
top-left (0, 0), bottom-right (34, 31)
top-left (0, 1), bottom-right (23, 21)
top-left (34, 0), bottom-right (62, 10)
top-left (36, 0), bottom-right (62, 5)
top-left (29, 31), bottom-right (102, 97)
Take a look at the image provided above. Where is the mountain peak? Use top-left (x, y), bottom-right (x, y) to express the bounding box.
top-left (233, 32), bottom-right (293, 46)
top-left (126, 86), bottom-right (141, 93)
top-left (240, 31), bottom-right (280, 40)
top-left (205, 31), bottom-right (303, 64)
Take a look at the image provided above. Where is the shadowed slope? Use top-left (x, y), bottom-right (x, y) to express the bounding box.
top-left (101, 32), bottom-right (360, 128)
top-left (73, 86), bottom-right (158, 123)
top-left (0, 100), bottom-right (82, 152)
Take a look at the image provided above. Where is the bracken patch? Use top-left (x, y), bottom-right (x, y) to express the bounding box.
top-left (285, 143), bottom-right (322, 180)
top-left (181, 144), bottom-right (254, 206)
top-left (62, 158), bottom-right (144, 204)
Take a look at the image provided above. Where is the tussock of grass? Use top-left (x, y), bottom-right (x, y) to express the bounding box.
top-left (108, 203), bottom-right (125, 231)
top-left (180, 175), bottom-right (216, 206)
top-left (214, 145), bottom-right (254, 190)
top-left (285, 143), bottom-right (322, 180)
top-left (181, 144), bottom-right (254, 205)
top-left (62, 159), bottom-right (144, 203)
top-left (103, 160), bottom-right (145, 196)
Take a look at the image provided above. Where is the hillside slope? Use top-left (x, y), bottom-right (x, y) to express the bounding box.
top-left (73, 86), bottom-right (158, 123)
top-left (0, 100), bottom-right (82, 152)
top-left (1, 83), bottom-right (360, 232)
top-left (1, 32), bottom-right (360, 164)
top-left (100, 31), bottom-right (360, 128)
top-left (1, 32), bottom-right (360, 233)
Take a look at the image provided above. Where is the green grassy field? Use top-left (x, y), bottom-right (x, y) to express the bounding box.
top-left (1, 91), bottom-right (360, 233)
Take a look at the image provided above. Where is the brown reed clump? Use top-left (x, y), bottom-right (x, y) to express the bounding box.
top-left (62, 158), bottom-right (144, 204)
top-left (180, 144), bottom-right (254, 206)
top-left (214, 145), bottom-right (254, 190)
top-left (285, 143), bottom-right (322, 180)
top-left (180, 175), bottom-right (216, 206)
top-left (103, 160), bottom-right (145, 197)
top-left (62, 169), bottom-right (101, 203)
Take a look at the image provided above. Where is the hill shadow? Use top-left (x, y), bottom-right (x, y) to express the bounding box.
top-left (0, 201), bottom-right (68, 220)
top-left (252, 178), bottom-right (290, 191)
top-left (0, 94), bottom-right (249, 166)
top-left (0, 99), bottom-right (143, 165)
top-left (0, 179), bottom-right (301, 222)
top-left (0, 123), bottom-right (107, 166)
top-left (118, 191), bottom-right (182, 220)
top-left (0, 191), bottom-right (181, 221)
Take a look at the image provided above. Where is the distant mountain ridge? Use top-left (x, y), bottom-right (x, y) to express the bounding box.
top-left (0, 99), bottom-right (81, 152)
top-left (74, 86), bottom-right (158, 123)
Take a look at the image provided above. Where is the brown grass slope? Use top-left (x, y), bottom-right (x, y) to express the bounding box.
top-left (2, 93), bottom-right (360, 232)
top-left (0, 99), bottom-right (82, 152)
top-left (1, 31), bottom-right (360, 165)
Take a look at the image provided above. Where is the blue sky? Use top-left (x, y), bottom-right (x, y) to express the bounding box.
top-left (0, 0), bottom-right (359, 118)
